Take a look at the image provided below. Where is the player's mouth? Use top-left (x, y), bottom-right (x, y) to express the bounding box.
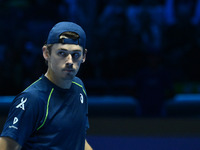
top-left (63, 68), bottom-right (74, 72)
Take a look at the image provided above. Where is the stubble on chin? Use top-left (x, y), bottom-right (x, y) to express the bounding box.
top-left (62, 72), bottom-right (76, 81)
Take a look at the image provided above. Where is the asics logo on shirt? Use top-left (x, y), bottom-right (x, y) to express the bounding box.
top-left (16, 97), bottom-right (27, 110)
top-left (9, 117), bottom-right (19, 130)
top-left (13, 117), bottom-right (18, 124)
top-left (80, 93), bottom-right (84, 104)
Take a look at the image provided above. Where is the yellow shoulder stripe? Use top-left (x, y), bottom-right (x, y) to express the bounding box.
top-left (24, 77), bottom-right (42, 91)
top-left (72, 81), bottom-right (87, 96)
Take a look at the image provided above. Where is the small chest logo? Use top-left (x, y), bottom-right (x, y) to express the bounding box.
top-left (80, 93), bottom-right (84, 104)
top-left (16, 97), bottom-right (27, 110)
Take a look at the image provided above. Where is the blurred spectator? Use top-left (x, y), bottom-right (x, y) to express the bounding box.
top-left (163, 0), bottom-right (176, 25)
top-left (162, 0), bottom-right (197, 82)
top-left (0, 0), bottom-right (199, 98)
top-left (133, 51), bottom-right (174, 117)
top-left (191, 0), bottom-right (200, 25)
top-left (21, 41), bottom-right (44, 88)
top-left (97, 0), bottom-right (130, 79)
top-left (137, 1), bottom-right (163, 51)
top-left (58, 0), bottom-right (97, 28)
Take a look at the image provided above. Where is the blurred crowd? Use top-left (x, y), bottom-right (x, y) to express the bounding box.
top-left (0, 0), bottom-right (200, 99)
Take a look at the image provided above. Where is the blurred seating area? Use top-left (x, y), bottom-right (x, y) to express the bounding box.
top-left (1, 94), bottom-right (200, 118)
top-left (0, 0), bottom-right (200, 117)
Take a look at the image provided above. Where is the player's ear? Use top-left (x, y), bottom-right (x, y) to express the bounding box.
top-left (42, 45), bottom-right (50, 61)
top-left (82, 49), bottom-right (87, 63)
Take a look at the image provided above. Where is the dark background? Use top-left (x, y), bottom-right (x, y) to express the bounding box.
top-left (0, 0), bottom-right (200, 149)
top-left (0, 0), bottom-right (200, 97)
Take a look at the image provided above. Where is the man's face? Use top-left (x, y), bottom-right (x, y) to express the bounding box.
top-left (44, 43), bottom-right (86, 81)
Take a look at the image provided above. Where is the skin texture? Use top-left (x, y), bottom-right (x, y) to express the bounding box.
top-left (0, 137), bottom-right (21, 150)
top-left (0, 138), bottom-right (93, 150)
top-left (42, 43), bottom-right (87, 89)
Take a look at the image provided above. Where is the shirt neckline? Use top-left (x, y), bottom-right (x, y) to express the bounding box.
top-left (41, 75), bottom-right (73, 93)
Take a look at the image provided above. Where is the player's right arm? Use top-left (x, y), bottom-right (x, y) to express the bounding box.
top-left (0, 137), bottom-right (21, 150)
top-left (0, 92), bottom-right (45, 148)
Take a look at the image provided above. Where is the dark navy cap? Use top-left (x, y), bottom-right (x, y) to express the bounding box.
top-left (47, 22), bottom-right (86, 48)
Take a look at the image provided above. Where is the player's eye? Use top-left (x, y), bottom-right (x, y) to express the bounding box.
top-left (72, 53), bottom-right (81, 59)
top-left (58, 51), bottom-right (67, 57)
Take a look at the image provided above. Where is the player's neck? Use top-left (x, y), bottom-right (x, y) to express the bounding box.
top-left (45, 71), bottom-right (72, 89)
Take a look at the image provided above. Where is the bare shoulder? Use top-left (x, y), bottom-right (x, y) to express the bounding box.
top-left (0, 137), bottom-right (21, 150)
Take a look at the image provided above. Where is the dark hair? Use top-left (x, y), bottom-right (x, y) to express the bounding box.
top-left (60, 32), bottom-right (80, 39)
top-left (46, 44), bottom-right (53, 54)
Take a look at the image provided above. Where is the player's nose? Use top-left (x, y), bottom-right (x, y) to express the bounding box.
top-left (65, 54), bottom-right (73, 66)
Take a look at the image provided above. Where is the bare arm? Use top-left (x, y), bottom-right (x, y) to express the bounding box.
top-left (0, 137), bottom-right (21, 150)
top-left (85, 139), bottom-right (93, 150)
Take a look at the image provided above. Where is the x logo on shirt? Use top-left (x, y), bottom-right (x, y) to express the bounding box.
top-left (16, 97), bottom-right (27, 111)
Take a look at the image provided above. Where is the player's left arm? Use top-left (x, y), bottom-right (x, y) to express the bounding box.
top-left (85, 140), bottom-right (93, 150)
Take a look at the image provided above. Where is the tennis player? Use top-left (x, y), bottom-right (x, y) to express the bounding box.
top-left (0, 21), bottom-right (93, 150)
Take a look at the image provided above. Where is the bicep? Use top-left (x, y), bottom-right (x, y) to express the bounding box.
top-left (0, 137), bottom-right (21, 150)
